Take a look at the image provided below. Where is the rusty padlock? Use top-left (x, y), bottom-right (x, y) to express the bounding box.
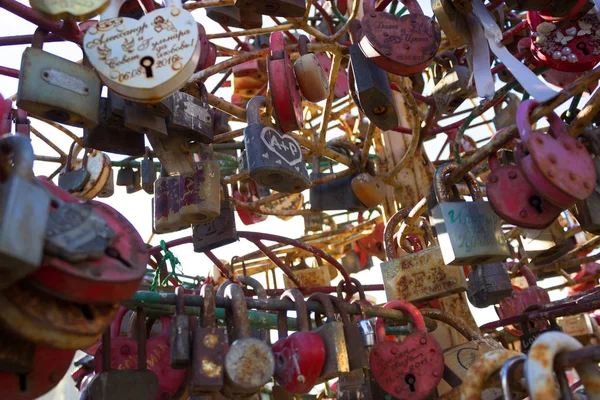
top-left (459, 349), bottom-right (522, 400)
top-left (170, 286), bottom-right (191, 369)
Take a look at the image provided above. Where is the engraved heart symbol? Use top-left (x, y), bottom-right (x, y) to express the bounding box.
top-left (260, 127), bottom-right (304, 166)
top-left (83, 7), bottom-right (199, 102)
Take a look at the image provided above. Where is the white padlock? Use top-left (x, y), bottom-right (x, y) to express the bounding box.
top-left (293, 35), bottom-right (330, 103)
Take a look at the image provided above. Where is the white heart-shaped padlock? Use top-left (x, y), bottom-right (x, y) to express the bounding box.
top-left (83, 0), bottom-right (199, 103)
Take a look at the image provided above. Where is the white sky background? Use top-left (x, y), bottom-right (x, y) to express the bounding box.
top-left (0, 1), bottom-right (585, 397)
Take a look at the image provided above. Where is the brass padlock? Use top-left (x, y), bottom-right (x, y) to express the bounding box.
top-left (283, 257), bottom-right (331, 289)
top-left (17, 28), bottom-right (101, 128)
top-left (432, 53), bottom-right (473, 114)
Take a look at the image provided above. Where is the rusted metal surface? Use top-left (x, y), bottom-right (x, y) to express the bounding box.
top-left (459, 350), bottom-right (522, 400)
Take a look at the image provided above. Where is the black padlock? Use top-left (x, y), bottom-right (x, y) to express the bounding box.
top-left (165, 84), bottom-right (214, 144)
top-left (193, 198), bottom-right (239, 253)
top-left (467, 263), bottom-right (513, 308)
top-left (141, 147), bottom-right (157, 194)
top-left (244, 96), bottom-right (310, 193)
top-left (309, 156), bottom-right (365, 211)
top-left (206, 6), bottom-right (263, 29)
top-left (348, 21), bottom-right (398, 131)
top-left (58, 142), bottom-right (91, 193)
top-left (235, 0), bottom-right (305, 17)
top-left (116, 166), bottom-right (136, 187)
top-left (126, 169), bottom-right (142, 194)
top-left (214, 109), bottom-right (231, 135)
top-left (520, 310), bottom-right (562, 354)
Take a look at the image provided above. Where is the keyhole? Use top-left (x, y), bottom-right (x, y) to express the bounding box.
top-left (140, 56), bottom-right (155, 78)
top-left (576, 42), bottom-right (590, 56)
top-left (529, 195), bottom-right (544, 214)
top-left (405, 374), bottom-right (416, 392)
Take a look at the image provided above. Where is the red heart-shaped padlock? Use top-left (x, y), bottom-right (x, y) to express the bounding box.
top-left (369, 300), bottom-right (443, 400)
top-left (233, 182), bottom-right (268, 225)
top-left (94, 307), bottom-right (186, 400)
top-left (515, 99), bottom-right (596, 208)
top-left (272, 289), bottom-right (326, 395)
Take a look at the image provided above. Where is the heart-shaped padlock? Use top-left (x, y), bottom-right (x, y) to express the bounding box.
top-left (94, 307), bottom-right (186, 400)
top-left (267, 31), bottom-right (303, 132)
top-left (528, 11), bottom-right (600, 73)
top-left (359, 0), bottom-right (441, 76)
top-left (369, 300), bottom-right (444, 399)
top-left (515, 99), bottom-right (596, 208)
top-left (29, 178), bottom-right (149, 305)
top-left (486, 133), bottom-right (562, 229)
top-left (83, 0), bottom-right (200, 103)
top-left (272, 289), bottom-right (326, 394)
top-left (232, 182), bottom-right (268, 225)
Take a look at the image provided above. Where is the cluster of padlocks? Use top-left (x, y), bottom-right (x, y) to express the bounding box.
top-left (2, 0), bottom-right (600, 397)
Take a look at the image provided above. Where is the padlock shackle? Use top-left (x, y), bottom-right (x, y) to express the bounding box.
top-left (31, 28), bottom-right (48, 49)
top-left (329, 295), bottom-right (351, 324)
top-left (336, 278), bottom-right (366, 301)
top-left (488, 128), bottom-right (508, 172)
top-left (236, 275), bottom-right (266, 300)
top-left (519, 264), bottom-right (538, 288)
top-left (174, 286), bottom-right (185, 315)
top-left (110, 306), bottom-right (131, 338)
top-left (433, 162), bottom-right (482, 203)
top-left (383, 207), bottom-right (410, 260)
top-left (216, 279), bottom-right (232, 297)
top-left (374, 300), bottom-right (426, 342)
top-left (269, 31), bottom-right (285, 57)
top-left (460, 350), bottom-right (522, 399)
top-left (517, 99), bottom-right (568, 150)
top-left (500, 354), bottom-right (526, 400)
top-left (298, 35), bottom-right (309, 56)
top-left (308, 293), bottom-right (336, 322)
top-left (246, 96), bottom-right (266, 125)
top-left (224, 283), bottom-right (251, 340)
top-left (200, 283), bottom-right (217, 329)
top-left (278, 289), bottom-right (309, 336)
top-left (0, 134), bottom-right (35, 179)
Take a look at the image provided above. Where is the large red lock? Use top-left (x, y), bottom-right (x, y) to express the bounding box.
top-left (369, 300), bottom-right (444, 399)
top-left (0, 331), bottom-right (74, 400)
top-left (267, 31), bottom-right (303, 133)
top-left (359, 0), bottom-right (441, 76)
top-left (515, 99), bottom-right (596, 208)
top-left (487, 131), bottom-right (562, 229)
top-left (94, 307), bottom-right (186, 400)
top-left (28, 178), bottom-right (148, 304)
top-left (232, 182), bottom-right (268, 225)
top-left (272, 289), bottom-right (326, 394)
top-left (528, 11), bottom-right (600, 73)
top-left (496, 264), bottom-right (551, 337)
top-left (354, 221), bottom-right (385, 264)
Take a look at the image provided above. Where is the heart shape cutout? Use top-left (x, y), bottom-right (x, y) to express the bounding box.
top-left (260, 127), bottom-right (303, 166)
top-left (272, 332), bottom-right (326, 394)
top-left (369, 332), bottom-right (443, 399)
top-left (84, 7), bottom-right (199, 102)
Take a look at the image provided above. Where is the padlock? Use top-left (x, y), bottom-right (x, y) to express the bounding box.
top-left (116, 166), bottom-right (135, 187)
top-left (0, 135), bottom-right (49, 289)
top-left (520, 311), bottom-right (562, 354)
top-left (354, 220), bottom-right (385, 262)
top-left (308, 293), bottom-right (350, 381)
top-left (154, 168), bottom-right (186, 234)
top-left (283, 257), bottom-right (331, 288)
top-left (432, 0), bottom-right (465, 47)
top-left (88, 308), bottom-right (159, 400)
top-left (0, 280), bottom-right (118, 350)
top-left (496, 264), bottom-right (551, 337)
top-left (147, 130), bottom-right (196, 176)
top-left (189, 283), bottom-right (225, 395)
top-left (62, 143), bottom-right (112, 199)
top-left (429, 162), bottom-right (510, 265)
top-left (264, 192), bottom-right (304, 221)
top-left (528, 10), bottom-right (600, 73)
top-left (233, 181), bottom-right (268, 225)
top-left (267, 32), bottom-right (303, 132)
top-left (164, 85), bottom-right (214, 144)
top-left (515, 99), bottom-right (596, 208)
top-left (329, 295), bottom-right (369, 371)
top-left (432, 53), bottom-right (473, 114)
top-left (315, 51), bottom-right (350, 99)
top-left (557, 313), bottom-right (595, 344)
top-left (206, 6), bottom-right (263, 29)
top-left (492, 93), bottom-right (520, 131)
top-left (293, 35), bottom-right (330, 103)
top-left (381, 209), bottom-right (467, 303)
top-left (82, 97), bottom-right (145, 157)
top-left (518, 221), bottom-right (570, 266)
top-left (124, 100), bottom-right (168, 137)
top-left (221, 283), bottom-right (274, 398)
top-left (272, 288), bottom-right (326, 394)
top-left (170, 286), bottom-right (191, 369)
top-left (303, 202), bottom-right (323, 233)
top-left (351, 160), bottom-right (385, 208)
top-left (83, 0), bottom-right (200, 103)
top-left (370, 300), bottom-right (444, 399)
top-left (0, 331), bottom-right (75, 400)
top-left (17, 28), bottom-right (101, 128)
top-left (98, 168), bottom-right (115, 198)
top-left (236, 275), bottom-right (269, 342)
top-left (466, 263), bottom-right (513, 308)
top-left (525, 331), bottom-right (600, 400)
top-left (243, 96), bottom-right (310, 193)
top-left (94, 308), bottom-right (187, 400)
top-left (459, 349), bottom-right (522, 400)
top-left (500, 355), bottom-right (527, 400)
top-left (235, 0), bottom-right (306, 17)
top-left (359, 0), bottom-right (441, 76)
top-left (487, 145), bottom-right (562, 229)
top-left (30, 0), bottom-right (108, 20)
top-left (348, 20), bottom-right (398, 131)
top-left (309, 155), bottom-right (366, 211)
top-left (59, 142), bottom-right (91, 193)
top-left (539, 0), bottom-right (594, 20)
top-left (141, 148), bottom-right (157, 194)
top-left (32, 177), bottom-right (148, 305)
top-left (192, 199), bottom-right (239, 252)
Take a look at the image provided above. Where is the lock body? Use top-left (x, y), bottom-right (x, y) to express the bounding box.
top-left (467, 263), bottom-right (513, 308)
top-left (192, 201), bottom-right (238, 252)
top-left (309, 172), bottom-right (366, 211)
